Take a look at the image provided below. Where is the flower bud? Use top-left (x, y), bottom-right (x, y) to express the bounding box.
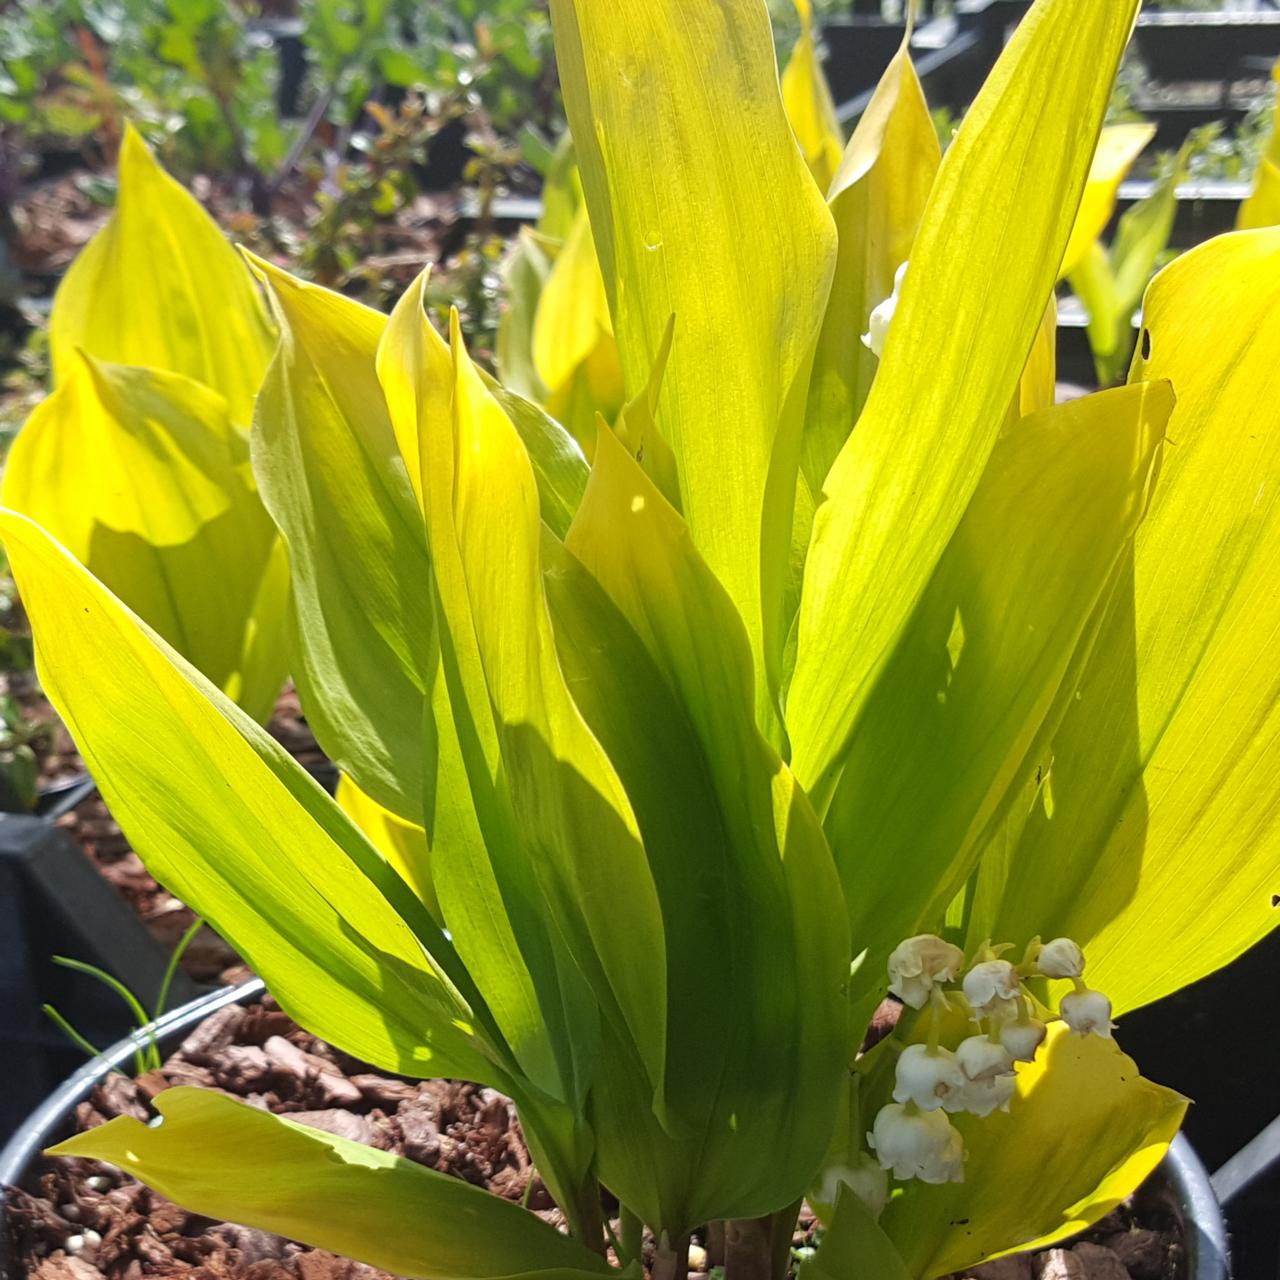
top-left (1000, 1017), bottom-right (1048, 1063)
top-left (888, 934), bottom-right (965, 1009)
top-left (869, 1103), bottom-right (965, 1183)
top-left (818, 1153), bottom-right (889, 1219)
top-left (1061, 988), bottom-right (1114, 1038)
top-left (950, 1070), bottom-right (1017, 1119)
top-left (893, 1043), bottom-right (967, 1111)
top-left (955, 1034), bottom-right (1014, 1082)
top-left (1037, 937), bottom-right (1086, 979)
top-left (963, 959), bottom-right (1020, 1014)
top-left (862, 262), bottom-right (908, 358)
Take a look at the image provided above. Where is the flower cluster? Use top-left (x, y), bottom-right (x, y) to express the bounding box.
top-left (844, 934), bottom-right (1116, 1203)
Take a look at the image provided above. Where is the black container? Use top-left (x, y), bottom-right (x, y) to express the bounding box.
top-left (0, 979), bottom-right (1230, 1279)
top-left (1134, 11), bottom-right (1280, 86)
top-left (0, 800), bottom-right (205, 1143)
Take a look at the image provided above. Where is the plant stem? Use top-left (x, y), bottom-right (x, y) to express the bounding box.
top-left (725, 1218), bottom-right (772, 1280)
top-left (768, 1200), bottom-right (803, 1280)
top-left (619, 1205), bottom-right (643, 1266)
top-left (652, 1232), bottom-right (691, 1280)
top-left (706, 1220), bottom-right (726, 1268)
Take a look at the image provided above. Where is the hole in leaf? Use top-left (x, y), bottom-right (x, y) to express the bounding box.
top-left (1140, 329), bottom-right (1152, 360)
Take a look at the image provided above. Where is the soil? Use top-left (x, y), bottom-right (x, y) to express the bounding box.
top-left (5, 998), bottom-right (1188, 1280)
top-left (24, 685), bottom-right (325, 986)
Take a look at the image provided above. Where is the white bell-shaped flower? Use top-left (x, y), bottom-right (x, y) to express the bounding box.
top-left (1001, 1016), bottom-right (1048, 1063)
top-left (955, 1034), bottom-right (1014, 1082)
top-left (963, 959), bottom-right (1021, 1014)
top-left (869, 1103), bottom-right (965, 1183)
top-left (888, 934), bottom-right (964, 1009)
top-left (1061, 988), bottom-right (1114, 1038)
top-left (1037, 937), bottom-right (1086, 979)
top-left (862, 261), bottom-right (909, 358)
top-left (893, 1043), bottom-right (967, 1111)
top-left (818, 1153), bottom-right (890, 1219)
top-left (950, 1070), bottom-right (1017, 1119)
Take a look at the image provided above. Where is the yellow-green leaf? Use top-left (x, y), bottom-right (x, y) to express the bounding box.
top-left (50, 125), bottom-right (275, 428)
top-left (881, 1026), bottom-right (1186, 1278)
top-left (249, 256), bottom-right (432, 822)
top-left (822, 382), bottom-right (1169, 1007)
top-left (51, 1088), bottom-right (616, 1280)
top-left (782, 0), bottom-right (844, 195)
top-left (787, 0), bottom-right (1140, 805)
top-left (532, 201), bottom-right (616, 412)
top-left (802, 1188), bottom-right (912, 1280)
top-left (1238, 59), bottom-right (1280, 229)
top-left (496, 227), bottom-right (555, 404)
top-left (803, 41), bottom-right (939, 491)
top-left (437, 316), bottom-right (667, 1095)
top-left (553, 425), bottom-right (849, 1229)
top-left (976, 228), bottom-right (1280, 1014)
top-left (0, 509), bottom-right (502, 1084)
top-left (2, 357), bottom-right (286, 722)
top-left (1059, 123), bottom-right (1155, 280)
top-left (550, 0), bottom-right (838, 726)
top-left (337, 772), bottom-right (439, 921)
top-left (379, 278), bottom-right (578, 1113)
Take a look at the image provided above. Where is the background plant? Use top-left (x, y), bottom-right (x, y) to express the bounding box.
top-left (7, 3), bottom-right (1280, 1280)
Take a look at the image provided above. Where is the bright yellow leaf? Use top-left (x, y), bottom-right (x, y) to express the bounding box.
top-left (1059, 123), bottom-right (1155, 279)
top-left (50, 125), bottom-right (275, 428)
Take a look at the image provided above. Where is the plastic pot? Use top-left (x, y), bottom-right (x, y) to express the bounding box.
top-left (0, 978), bottom-right (1230, 1279)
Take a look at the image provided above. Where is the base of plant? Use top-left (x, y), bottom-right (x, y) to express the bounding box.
top-left (4, 995), bottom-right (1189, 1280)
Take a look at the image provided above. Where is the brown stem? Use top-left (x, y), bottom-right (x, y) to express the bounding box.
top-left (706, 1221), bottom-right (727, 1268)
top-left (725, 1219), bottom-right (772, 1280)
top-left (652, 1232), bottom-right (691, 1280)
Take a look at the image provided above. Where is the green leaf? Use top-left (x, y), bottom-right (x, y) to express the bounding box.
top-left (50, 125), bottom-right (275, 429)
top-left (50, 1088), bottom-right (617, 1280)
top-left (803, 41), bottom-right (940, 493)
top-left (823, 382), bottom-right (1170, 1009)
top-left (433, 315), bottom-right (668, 1102)
top-left (496, 227), bottom-right (554, 404)
top-left (880, 1026), bottom-right (1186, 1278)
top-left (249, 256), bottom-right (432, 822)
top-left (379, 282), bottom-right (602, 1231)
top-left (0, 508), bottom-right (504, 1086)
top-left (801, 1188), bottom-right (912, 1280)
top-left (787, 0), bottom-right (1141, 803)
top-left (548, 426), bottom-right (849, 1230)
top-left (972, 227), bottom-right (1280, 1015)
top-left (378, 277), bottom-right (593, 1114)
top-left (550, 0), bottom-right (838, 730)
top-left (2, 357), bottom-right (287, 722)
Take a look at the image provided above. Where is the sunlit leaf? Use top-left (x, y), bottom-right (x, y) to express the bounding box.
top-left (1059, 123), bottom-right (1155, 280)
top-left (788, 0), bottom-right (1140, 805)
top-left (249, 255), bottom-right (432, 823)
top-left (803, 41), bottom-right (939, 491)
top-left (822, 382), bottom-right (1169, 1008)
top-left (1238, 59), bottom-right (1280, 230)
top-left (782, 0), bottom-right (844, 195)
top-left (50, 125), bottom-right (275, 428)
top-left (973, 228), bottom-right (1280, 1015)
top-left (552, 425), bottom-right (849, 1229)
top-left (3, 356), bottom-right (286, 722)
top-left (881, 1026), bottom-right (1186, 1278)
top-left (551, 0), bottom-right (838, 729)
top-left (0, 509), bottom-right (505, 1085)
top-left (337, 772), bottom-right (439, 921)
top-left (51, 1088), bottom-right (617, 1280)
